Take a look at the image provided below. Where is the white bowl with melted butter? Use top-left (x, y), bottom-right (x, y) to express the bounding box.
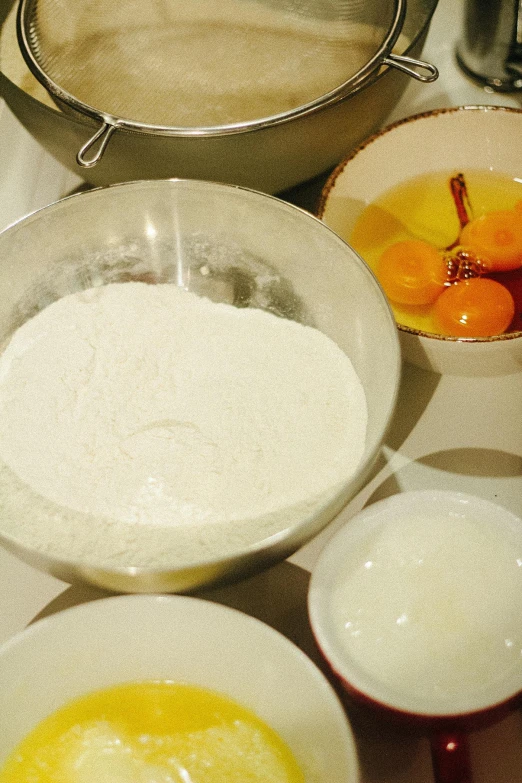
top-left (0, 595), bottom-right (360, 782)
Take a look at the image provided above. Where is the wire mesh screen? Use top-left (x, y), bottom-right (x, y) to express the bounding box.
top-left (20, 0), bottom-right (399, 127)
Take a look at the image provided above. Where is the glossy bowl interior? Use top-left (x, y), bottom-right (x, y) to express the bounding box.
top-left (0, 178), bottom-right (400, 593)
top-left (318, 106), bottom-right (522, 376)
top-left (0, 594), bottom-right (360, 781)
top-left (308, 489), bottom-right (522, 724)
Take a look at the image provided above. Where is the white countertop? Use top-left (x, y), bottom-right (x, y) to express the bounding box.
top-left (1, 0), bottom-right (522, 780)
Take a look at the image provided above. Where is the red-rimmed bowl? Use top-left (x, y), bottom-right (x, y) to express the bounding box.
top-left (308, 489), bottom-right (522, 725)
top-left (308, 489), bottom-right (522, 781)
top-left (318, 106), bottom-right (522, 376)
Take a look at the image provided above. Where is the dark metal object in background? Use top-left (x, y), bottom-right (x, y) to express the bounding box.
top-left (456, 0), bottom-right (522, 91)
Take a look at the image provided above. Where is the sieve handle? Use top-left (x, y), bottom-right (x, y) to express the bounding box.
top-left (382, 53), bottom-right (439, 82)
top-left (77, 122), bottom-right (118, 168)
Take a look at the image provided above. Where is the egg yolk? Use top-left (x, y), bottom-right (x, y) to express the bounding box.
top-left (433, 278), bottom-right (515, 337)
top-left (377, 240), bottom-right (447, 305)
top-left (459, 209), bottom-right (522, 272)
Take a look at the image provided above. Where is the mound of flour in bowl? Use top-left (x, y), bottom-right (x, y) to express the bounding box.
top-left (0, 282), bottom-right (367, 567)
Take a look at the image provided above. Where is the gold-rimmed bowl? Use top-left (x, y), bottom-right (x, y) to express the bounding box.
top-left (318, 105), bottom-right (522, 376)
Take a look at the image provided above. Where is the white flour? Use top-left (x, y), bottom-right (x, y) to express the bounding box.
top-left (0, 282), bottom-right (367, 567)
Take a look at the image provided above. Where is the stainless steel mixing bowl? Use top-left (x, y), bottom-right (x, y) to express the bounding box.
top-left (0, 179), bottom-right (400, 593)
top-left (0, 0), bottom-right (438, 192)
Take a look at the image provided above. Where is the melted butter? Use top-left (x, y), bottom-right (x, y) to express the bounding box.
top-left (349, 170), bottom-right (522, 334)
top-left (0, 681), bottom-right (305, 783)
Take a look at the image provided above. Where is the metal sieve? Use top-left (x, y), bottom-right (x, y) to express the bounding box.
top-left (16, 0), bottom-right (438, 168)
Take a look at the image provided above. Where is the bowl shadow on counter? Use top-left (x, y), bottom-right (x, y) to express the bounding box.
top-left (385, 361), bottom-right (442, 453)
top-left (29, 560), bottom-right (319, 657)
top-left (366, 446), bottom-right (522, 506)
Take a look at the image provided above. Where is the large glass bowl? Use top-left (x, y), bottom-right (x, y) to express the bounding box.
top-left (0, 179), bottom-right (400, 592)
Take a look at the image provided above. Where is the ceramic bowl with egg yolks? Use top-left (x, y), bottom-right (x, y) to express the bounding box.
top-left (318, 105), bottom-right (522, 376)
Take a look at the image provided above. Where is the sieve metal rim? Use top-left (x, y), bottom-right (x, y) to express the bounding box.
top-left (17, 0), bottom-right (407, 133)
top-left (16, 0), bottom-right (438, 165)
